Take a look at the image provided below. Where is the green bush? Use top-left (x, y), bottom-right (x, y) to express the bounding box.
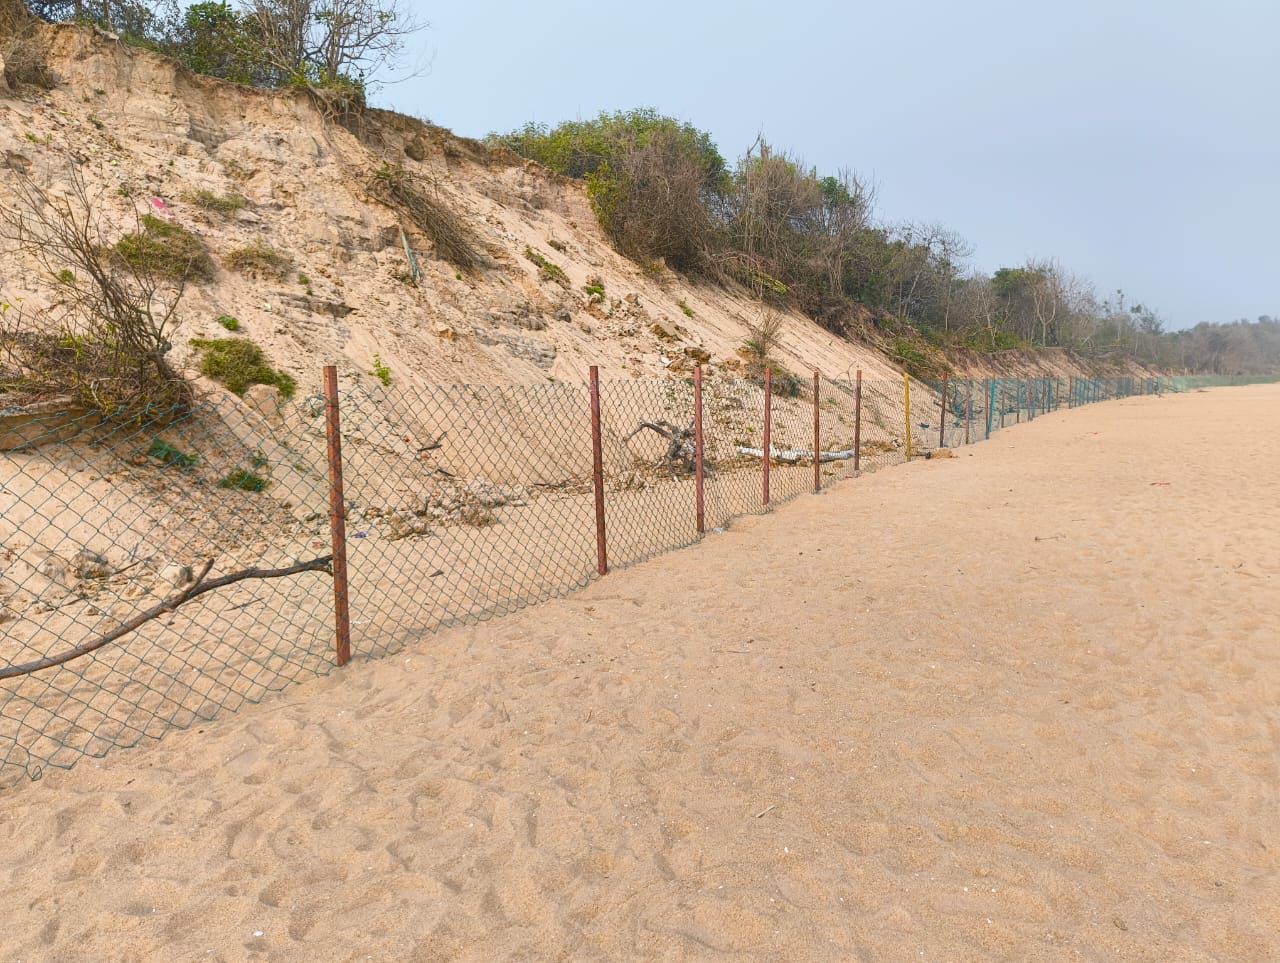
top-left (190, 337), bottom-right (296, 398)
top-left (217, 314), bottom-right (239, 331)
top-left (113, 214), bottom-right (214, 282)
top-left (490, 108), bottom-right (725, 182)
top-left (892, 337), bottom-right (928, 369)
top-left (168, 1), bottom-right (270, 86)
top-left (493, 110), bottom-right (725, 272)
top-left (369, 353), bottom-right (391, 386)
top-left (964, 328), bottom-right (1025, 352)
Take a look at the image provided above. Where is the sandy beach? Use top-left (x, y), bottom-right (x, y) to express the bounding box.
top-left (1, 384), bottom-right (1276, 961)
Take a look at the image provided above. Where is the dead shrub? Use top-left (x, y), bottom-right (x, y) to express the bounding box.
top-left (367, 163), bottom-right (479, 272)
top-left (739, 308), bottom-right (801, 395)
top-left (0, 4), bottom-right (52, 91)
top-left (458, 502), bottom-right (495, 527)
top-left (0, 163), bottom-right (192, 415)
top-left (742, 308), bottom-right (784, 366)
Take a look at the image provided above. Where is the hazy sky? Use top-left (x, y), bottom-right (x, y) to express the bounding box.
top-left (383, 1), bottom-right (1279, 329)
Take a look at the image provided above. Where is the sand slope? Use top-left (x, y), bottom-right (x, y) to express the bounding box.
top-left (1, 385), bottom-right (1277, 962)
top-left (2, 25), bottom-right (907, 394)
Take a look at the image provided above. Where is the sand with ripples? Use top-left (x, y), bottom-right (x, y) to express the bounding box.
top-left (1, 384), bottom-right (1276, 962)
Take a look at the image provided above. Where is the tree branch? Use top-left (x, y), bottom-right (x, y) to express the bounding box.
top-left (0, 556), bottom-right (334, 680)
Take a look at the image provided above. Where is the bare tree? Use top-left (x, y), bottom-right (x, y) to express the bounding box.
top-left (887, 222), bottom-right (970, 326)
top-left (952, 272), bottom-right (1003, 349)
top-left (1026, 258), bottom-right (1061, 347)
top-left (808, 168), bottom-right (875, 303)
top-left (242, 0), bottom-right (423, 91)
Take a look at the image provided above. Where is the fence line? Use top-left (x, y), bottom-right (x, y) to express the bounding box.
top-left (0, 370), bottom-right (1274, 783)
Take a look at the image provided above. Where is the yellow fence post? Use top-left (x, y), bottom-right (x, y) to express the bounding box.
top-left (903, 373), bottom-right (912, 460)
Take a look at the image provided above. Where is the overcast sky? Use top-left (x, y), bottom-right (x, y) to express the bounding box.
top-left (384, 0), bottom-right (1279, 329)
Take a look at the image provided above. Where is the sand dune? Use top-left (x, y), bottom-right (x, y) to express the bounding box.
top-left (1, 385), bottom-right (1276, 961)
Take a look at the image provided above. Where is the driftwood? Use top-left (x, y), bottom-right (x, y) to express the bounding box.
top-left (0, 555), bottom-right (333, 680)
top-left (735, 445), bottom-right (857, 464)
top-left (624, 419), bottom-right (706, 475)
top-left (626, 420), bottom-right (694, 464)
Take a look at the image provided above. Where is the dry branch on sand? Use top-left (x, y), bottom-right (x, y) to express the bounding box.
top-left (0, 555), bottom-right (333, 681)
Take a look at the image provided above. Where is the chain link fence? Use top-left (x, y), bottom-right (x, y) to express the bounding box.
top-left (2, 370), bottom-right (1274, 782)
top-left (0, 391), bottom-right (336, 783)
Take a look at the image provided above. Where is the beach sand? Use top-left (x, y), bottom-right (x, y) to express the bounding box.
top-left (1, 384), bottom-right (1276, 961)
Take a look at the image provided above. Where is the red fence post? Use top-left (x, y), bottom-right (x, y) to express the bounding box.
top-left (763, 367), bottom-right (772, 507)
top-left (813, 369), bottom-right (821, 493)
top-left (938, 372), bottom-right (948, 449)
top-left (693, 364), bottom-right (705, 534)
top-left (589, 365), bottom-right (608, 576)
top-left (323, 365), bottom-right (352, 667)
top-left (853, 369), bottom-right (862, 473)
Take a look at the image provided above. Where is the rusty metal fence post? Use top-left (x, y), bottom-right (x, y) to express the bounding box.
top-left (853, 369), bottom-right (862, 473)
top-left (813, 369), bottom-right (821, 493)
top-left (903, 373), bottom-right (912, 460)
top-left (763, 367), bottom-right (772, 507)
top-left (323, 365), bottom-right (352, 667)
top-left (589, 365), bottom-right (608, 576)
top-left (693, 364), bottom-right (705, 534)
top-left (938, 372), bottom-right (948, 449)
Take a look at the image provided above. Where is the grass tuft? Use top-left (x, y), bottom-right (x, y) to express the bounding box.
top-left (218, 468), bottom-right (268, 492)
top-left (185, 189), bottom-right (246, 216)
top-left (524, 246), bottom-right (569, 287)
top-left (113, 215), bottom-right (214, 283)
top-left (223, 241), bottom-right (292, 280)
top-left (190, 337), bottom-right (296, 398)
